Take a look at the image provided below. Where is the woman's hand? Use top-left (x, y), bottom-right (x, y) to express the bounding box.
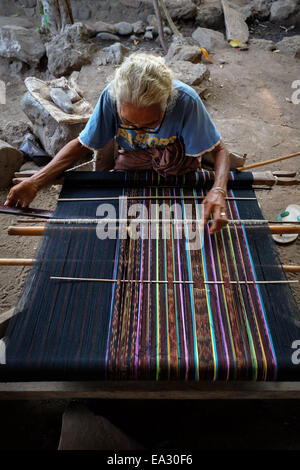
top-left (203, 188), bottom-right (228, 234)
top-left (4, 178), bottom-right (39, 208)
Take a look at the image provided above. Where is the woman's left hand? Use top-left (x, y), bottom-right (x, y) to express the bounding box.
top-left (202, 189), bottom-right (228, 234)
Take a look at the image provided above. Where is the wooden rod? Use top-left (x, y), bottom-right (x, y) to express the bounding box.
top-left (8, 224), bottom-right (300, 235)
top-left (16, 218), bottom-right (300, 225)
top-left (269, 225), bottom-right (300, 234)
top-left (7, 225), bottom-right (131, 236)
top-left (1, 259), bottom-right (299, 272)
top-left (0, 258), bottom-right (35, 266)
top-left (283, 265), bottom-right (300, 273)
top-left (8, 226), bottom-right (45, 236)
top-left (238, 151), bottom-right (300, 171)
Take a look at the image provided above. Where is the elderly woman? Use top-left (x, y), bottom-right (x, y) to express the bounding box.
top-left (5, 53), bottom-right (229, 233)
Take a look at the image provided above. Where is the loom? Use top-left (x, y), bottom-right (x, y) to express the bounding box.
top-left (0, 170), bottom-right (300, 399)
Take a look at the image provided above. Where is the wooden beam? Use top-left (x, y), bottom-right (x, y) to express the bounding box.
top-left (1, 381), bottom-right (300, 400)
top-left (7, 224), bottom-right (300, 236)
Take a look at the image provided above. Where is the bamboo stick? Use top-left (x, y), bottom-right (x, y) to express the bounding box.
top-left (238, 151), bottom-right (300, 171)
top-left (54, 276), bottom-right (297, 285)
top-left (50, 276), bottom-right (298, 285)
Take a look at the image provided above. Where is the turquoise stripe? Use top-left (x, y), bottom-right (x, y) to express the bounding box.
top-left (232, 189), bottom-right (278, 379)
top-left (180, 189), bottom-right (199, 380)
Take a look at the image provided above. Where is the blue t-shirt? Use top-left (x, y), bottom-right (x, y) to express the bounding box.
top-left (78, 79), bottom-right (221, 157)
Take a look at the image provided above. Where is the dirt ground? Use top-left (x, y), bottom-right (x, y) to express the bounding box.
top-left (0, 22), bottom-right (300, 451)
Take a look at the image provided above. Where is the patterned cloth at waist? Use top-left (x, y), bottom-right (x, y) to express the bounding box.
top-left (114, 138), bottom-right (200, 176)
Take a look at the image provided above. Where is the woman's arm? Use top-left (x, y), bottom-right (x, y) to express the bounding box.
top-left (202, 139), bottom-right (230, 233)
top-left (4, 138), bottom-right (91, 207)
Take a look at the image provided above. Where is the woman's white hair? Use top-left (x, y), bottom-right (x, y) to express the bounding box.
top-left (109, 52), bottom-right (178, 110)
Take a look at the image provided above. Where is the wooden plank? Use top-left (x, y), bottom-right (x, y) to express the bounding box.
top-left (221, 0), bottom-right (249, 43)
top-left (1, 381), bottom-right (300, 400)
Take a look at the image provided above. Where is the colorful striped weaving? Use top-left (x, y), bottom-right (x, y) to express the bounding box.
top-left (1, 171), bottom-right (299, 381)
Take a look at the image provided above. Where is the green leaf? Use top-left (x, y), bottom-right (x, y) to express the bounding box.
top-left (10, 13), bottom-right (19, 17)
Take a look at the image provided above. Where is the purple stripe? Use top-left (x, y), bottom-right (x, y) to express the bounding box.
top-left (173, 189), bottom-right (189, 379)
top-left (134, 188), bottom-right (145, 376)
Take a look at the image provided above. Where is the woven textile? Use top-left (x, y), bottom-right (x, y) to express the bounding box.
top-left (1, 171), bottom-right (299, 381)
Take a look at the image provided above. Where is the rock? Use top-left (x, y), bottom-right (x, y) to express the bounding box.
top-left (0, 25), bottom-right (45, 65)
top-left (276, 35), bottom-right (300, 57)
top-left (58, 403), bottom-right (143, 450)
top-left (21, 92), bottom-right (86, 157)
top-left (270, 0), bottom-right (300, 24)
top-left (250, 38), bottom-right (276, 51)
top-left (130, 34), bottom-right (139, 42)
top-left (132, 20), bottom-right (145, 34)
top-left (0, 15), bottom-right (32, 28)
top-left (96, 32), bottom-right (120, 41)
top-left (45, 23), bottom-right (96, 78)
top-left (19, 160), bottom-right (41, 172)
top-left (50, 88), bottom-right (74, 114)
top-left (120, 0), bottom-right (141, 7)
top-left (102, 42), bottom-right (131, 65)
top-left (114, 21), bottom-right (133, 36)
top-left (2, 120), bottom-right (32, 149)
top-left (147, 14), bottom-right (159, 35)
top-left (166, 39), bottom-right (202, 64)
top-left (165, 0), bottom-right (197, 20)
top-left (164, 26), bottom-right (172, 35)
top-left (19, 132), bottom-right (51, 166)
top-left (24, 7), bottom-right (36, 17)
top-left (296, 49), bottom-right (300, 59)
top-left (77, 6), bottom-right (91, 20)
top-left (221, 0), bottom-right (249, 43)
top-left (192, 27), bottom-right (225, 52)
top-left (239, 0), bottom-right (271, 21)
top-left (94, 21), bottom-right (117, 34)
top-left (144, 31), bottom-right (154, 40)
top-left (0, 140), bottom-right (23, 189)
top-left (22, 0), bottom-right (37, 7)
top-left (9, 60), bottom-right (30, 75)
top-left (169, 60), bottom-right (210, 86)
top-left (195, 2), bottom-right (224, 29)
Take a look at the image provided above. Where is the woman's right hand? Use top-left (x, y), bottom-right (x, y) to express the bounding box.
top-left (4, 178), bottom-right (39, 208)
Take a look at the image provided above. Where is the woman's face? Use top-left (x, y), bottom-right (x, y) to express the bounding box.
top-left (118, 102), bottom-right (164, 133)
